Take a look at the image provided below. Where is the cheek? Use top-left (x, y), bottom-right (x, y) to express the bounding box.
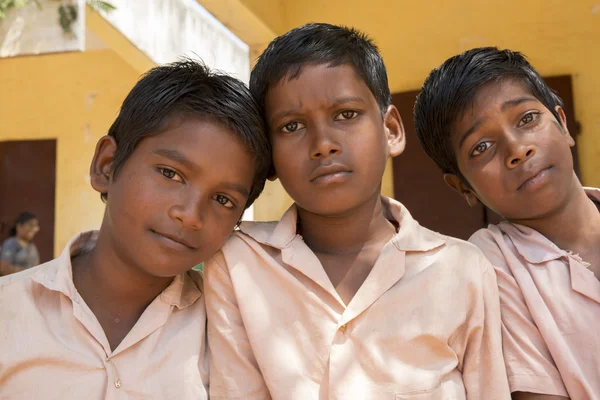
top-left (201, 212), bottom-right (239, 249)
top-left (272, 139), bottom-right (302, 174)
top-left (467, 165), bottom-right (510, 205)
top-left (110, 171), bottom-right (165, 225)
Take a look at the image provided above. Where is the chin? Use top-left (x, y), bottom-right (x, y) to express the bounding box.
top-left (144, 264), bottom-right (191, 278)
top-left (139, 254), bottom-right (196, 278)
top-left (301, 198), bottom-right (362, 217)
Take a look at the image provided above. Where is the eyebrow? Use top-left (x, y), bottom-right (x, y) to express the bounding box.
top-left (500, 96), bottom-right (538, 111)
top-left (153, 148), bottom-right (197, 170)
top-left (458, 96), bottom-right (540, 149)
top-left (152, 148), bottom-right (250, 197)
top-left (328, 96), bottom-right (366, 107)
top-left (458, 119), bottom-right (484, 150)
top-left (269, 108), bottom-right (301, 125)
top-left (221, 183), bottom-right (250, 198)
top-left (269, 96), bottom-right (367, 124)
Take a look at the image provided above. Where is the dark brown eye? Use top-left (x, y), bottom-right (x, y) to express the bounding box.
top-left (158, 167), bottom-right (183, 182)
top-left (161, 169), bottom-right (176, 179)
top-left (471, 141), bottom-right (493, 157)
top-left (336, 110), bottom-right (358, 120)
top-left (517, 112), bottom-right (540, 127)
top-left (282, 121), bottom-right (300, 133)
top-left (214, 195), bottom-right (234, 209)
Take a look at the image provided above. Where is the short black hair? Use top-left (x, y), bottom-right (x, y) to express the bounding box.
top-left (414, 47), bottom-right (563, 180)
top-left (9, 212), bottom-right (37, 237)
top-left (104, 58), bottom-right (271, 208)
top-left (250, 23), bottom-right (391, 118)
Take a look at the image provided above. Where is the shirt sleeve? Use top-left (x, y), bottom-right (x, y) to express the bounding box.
top-left (204, 252), bottom-right (271, 400)
top-left (450, 252), bottom-right (511, 400)
top-left (31, 245), bottom-right (40, 267)
top-left (470, 231), bottom-right (569, 397)
top-left (0, 239), bottom-right (19, 262)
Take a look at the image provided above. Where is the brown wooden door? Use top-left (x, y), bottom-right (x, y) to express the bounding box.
top-left (392, 91), bottom-right (487, 240)
top-left (0, 140), bottom-right (57, 263)
top-left (392, 75), bottom-right (579, 239)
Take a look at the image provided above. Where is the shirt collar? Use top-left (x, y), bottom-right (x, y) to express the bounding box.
top-left (31, 231), bottom-right (201, 310)
top-left (497, 186), bottom-right (600, 264)
top-left (239, 196), bottom-right (446, 253)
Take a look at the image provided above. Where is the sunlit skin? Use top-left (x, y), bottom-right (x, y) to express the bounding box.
top-left (73, 116), bottom-right (256, 350)
top-left (265, 64), bottom-right (405, 304)
top-left (447, 80), bottom-right (577, 221)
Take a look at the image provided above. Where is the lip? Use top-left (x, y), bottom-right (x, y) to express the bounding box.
top-left (151, 230), bottom-right (197, 251)
top-left (517, 166), bottom-right (553, 191)
top-left (310, 163), bottom-right (352, 184)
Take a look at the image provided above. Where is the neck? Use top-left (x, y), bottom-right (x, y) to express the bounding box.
top-left (16, 235), bottom-right (29, 245)
top-left (511, 178), bottom-right (600, 253)
top-left (72, 227), bottom-right (174, 315)
top-left (297, 190), bottom-right (395, 255)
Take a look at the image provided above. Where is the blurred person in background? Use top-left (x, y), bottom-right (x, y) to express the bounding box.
top-left (0, 212), bottom-right (40, 275)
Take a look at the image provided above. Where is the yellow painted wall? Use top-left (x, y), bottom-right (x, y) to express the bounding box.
top-left (4, 1), bottom-right (597, 240)
top-left (239, 0), bottom-right (286, 35)
top-left (237, 0), bottom-right (600, 220)
top-left (0, 49), bottom-right (140, 255)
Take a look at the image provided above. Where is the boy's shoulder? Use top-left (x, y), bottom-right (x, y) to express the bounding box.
top-left (0, 231), bottom-right (96, 302)
top-left (410, 223), bottom-right (494, 278)
top-left (469, 223), bottom-right (507, 248)
top-left (469, 221), bottom-right (543, 270)
top-left (234, 220), bottom-right (282, 246)
top-left (0, 259), bottom-right (59, 304)
top-left (208, 221), bottom-right (281, 262)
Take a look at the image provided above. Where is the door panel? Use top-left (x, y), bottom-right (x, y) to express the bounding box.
top-left (0, 139), bottom-right (57, 263)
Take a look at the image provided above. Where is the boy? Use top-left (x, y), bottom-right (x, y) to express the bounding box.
top-left (205, 24), bottom-right (510, 399)
top-left (0, 59), bottom-right (271, 398)
top-left (414, 47), bottom-right (600, 399)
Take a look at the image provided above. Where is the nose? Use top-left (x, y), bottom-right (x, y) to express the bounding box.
top-left (505, 136), bottom-right (536, 169)
top-left (310, 122), bottom-right (342, 159)
top-left (168, 192), bottom-right (205, 230)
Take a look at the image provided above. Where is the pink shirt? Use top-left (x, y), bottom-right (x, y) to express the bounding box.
top-left (206, 196), bottom-right (510, 400)
top-left (0, 231), bottom-right (209, 399)
top-left (469, 187), bottom-right (600, 399)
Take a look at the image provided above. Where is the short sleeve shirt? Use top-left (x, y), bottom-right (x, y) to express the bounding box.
top-left (206, 196), bottom-right (510, 400)
top-left (469, 187), bottom-right (600, 399)
top-left (0, 231), bottom-right (209, 399)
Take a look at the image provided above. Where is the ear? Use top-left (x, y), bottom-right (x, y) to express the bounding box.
top-left (90, 135), bottom-right (117, 195)
top-left (443, 173), bottom-right (479, 207)
top-left (554, 106), bottom-right (575, 147)
top-left (383, 105), bottom-right (406, 158)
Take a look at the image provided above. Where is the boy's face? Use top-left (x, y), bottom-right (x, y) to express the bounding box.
top-left (93, 116), bottom-right (255, 277)
top-left (264, 63), bottom-right (404, 216)
top-left (447, 79), bottom-right (576, 221)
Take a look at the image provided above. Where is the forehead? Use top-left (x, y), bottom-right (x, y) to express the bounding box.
top-left (451, 79), bottom-right (542, 136)
top-left (135, 116), bottom-right (254, 167)
top-left (459, 79), bottom-right (537, 122)
top-left (265, 63), bottom-right (376, 114)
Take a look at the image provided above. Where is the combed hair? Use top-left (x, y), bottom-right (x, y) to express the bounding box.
top-left (414, 47), bottom-right (563, 179)
top-left (250, 23), bottom-right (391, 119)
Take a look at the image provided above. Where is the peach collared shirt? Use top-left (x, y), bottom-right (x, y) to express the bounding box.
top-left (206, 197), bottom-right (510, 400)
top-left (469, 187), bottom-right (600, 399)
top-left (0, 231), bottom-right (208, 400)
